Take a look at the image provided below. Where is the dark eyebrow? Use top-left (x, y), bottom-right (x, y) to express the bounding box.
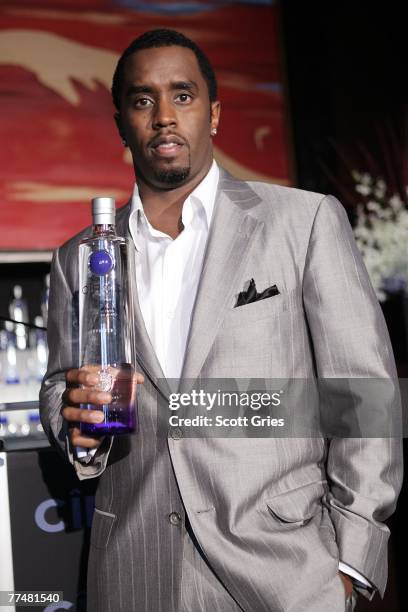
top-left (125, 85), bottom-right (155, 98)
top-left (125, 80), bottom-right (198, 98)
top-left (171, 80), bottom-right (198, 92)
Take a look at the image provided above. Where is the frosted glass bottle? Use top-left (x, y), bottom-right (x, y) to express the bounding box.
top-left (78, 197), bottom-right (137, 435)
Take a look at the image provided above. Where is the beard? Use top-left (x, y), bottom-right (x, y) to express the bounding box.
top-left (152, 165), bottom-right (190, 187)
top-left (151, 149), bottom-right (191, 187)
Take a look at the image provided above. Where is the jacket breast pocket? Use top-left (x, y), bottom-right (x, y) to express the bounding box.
top-left (264, 480), bottom-right (326, 528)
top-left (223, 293), bottom-right (290, 330)
top-left (90, 508), bottom-right (116, 549)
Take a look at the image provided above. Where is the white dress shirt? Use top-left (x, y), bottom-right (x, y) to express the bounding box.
top-left (76, 159), bottom-right (371, 590)
top-left (128, 160), bottom-right (219, 379)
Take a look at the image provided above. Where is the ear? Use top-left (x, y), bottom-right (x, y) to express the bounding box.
top-left (210, 100), bottom-right (221, 133)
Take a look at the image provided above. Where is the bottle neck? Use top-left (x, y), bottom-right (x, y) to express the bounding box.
top-left (92, 224), bottom-right (116, 236)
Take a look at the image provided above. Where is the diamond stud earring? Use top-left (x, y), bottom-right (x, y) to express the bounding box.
top-left (211, 128), bottom-right (217, 136)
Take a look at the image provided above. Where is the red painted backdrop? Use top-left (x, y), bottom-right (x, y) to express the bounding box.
top-left (0, 1), bottom-right (291, 250)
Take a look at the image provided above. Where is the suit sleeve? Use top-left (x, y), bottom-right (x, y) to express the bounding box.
top-left (302, 195), bottom-right (403, 599)
top-left (39, 247), bottom-right (113, 480)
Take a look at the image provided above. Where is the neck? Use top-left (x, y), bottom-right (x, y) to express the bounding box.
top-left (136, 160), bottom-right (212, 238)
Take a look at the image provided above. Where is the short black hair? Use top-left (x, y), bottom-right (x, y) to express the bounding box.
top-left (111, 28), bottom-right (218, 111)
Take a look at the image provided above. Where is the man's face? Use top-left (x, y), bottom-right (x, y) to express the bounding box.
top-left (115, 45), bottom-right (220, 190)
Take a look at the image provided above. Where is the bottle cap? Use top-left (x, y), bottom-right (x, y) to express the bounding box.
top-left (13, 285), bottom-right (22, 299)
top-left (92, 197), bottom-right (116, 225)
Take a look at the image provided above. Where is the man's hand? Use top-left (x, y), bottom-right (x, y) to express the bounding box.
top-left (62, 367), bottom-right (144, 450)
top-left (339, 571), bottom-right (354, 598)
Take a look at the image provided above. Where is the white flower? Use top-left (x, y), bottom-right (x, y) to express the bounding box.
top-left (389, 194), bottom-right (403, 211)
top-left (367, 200), bottom-right (380, 212)
top-left (356, 183), bottom-right (372, 196)
top-left (352, 173), bottom-right (408, 301)
top-left (352, 170), bottom-right (362, 183)
top-left (361, 173), bottom-right (372, 186)
top-left (373, 178), bottom-right (386, 200)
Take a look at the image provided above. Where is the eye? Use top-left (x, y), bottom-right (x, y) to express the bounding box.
top-left (134, 97), bottom-right (153, 108)
top-left (176, 93), bottom-right (192, 104)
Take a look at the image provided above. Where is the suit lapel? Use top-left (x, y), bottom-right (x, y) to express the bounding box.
top-left (116, 203), bottom-right (168, 396)
top-left (115, 170), bottom-right (264, 392)
top-left (181, 170), bottom-right (264, 381)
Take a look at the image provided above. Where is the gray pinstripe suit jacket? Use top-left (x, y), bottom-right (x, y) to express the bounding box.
top-left (40, 168), bottom-right (402, 611)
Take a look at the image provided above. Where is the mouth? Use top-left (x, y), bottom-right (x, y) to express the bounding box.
top-left (150, 134), bottom-right (186, 158)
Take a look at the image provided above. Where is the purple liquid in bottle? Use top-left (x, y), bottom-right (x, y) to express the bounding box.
top-left (80, 364), bottom-right (137, 436)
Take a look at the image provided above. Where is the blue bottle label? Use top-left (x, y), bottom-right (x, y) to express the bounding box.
top-left (89, 250), bottom-right (113, 275)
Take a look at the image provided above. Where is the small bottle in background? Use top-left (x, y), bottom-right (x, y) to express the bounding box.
top-left (4, 321), bottom-right (20, 385)
top-left (0, 325), bottom-right (15, 403)
top-left (41, 273), bottom-right (50, 327)
top-left (9, 285), bottom-right (29, 383)
top-left (23, 317), bottom-right (41, 403)
top-left (9, 285), bottom-right (29, 350)
top-left (20, 417), bottom-right (31, 437)
top-left (28, 411), bottom-right (44, 437)
top-left (27, 316), bottom-right (48, 386)
top-left (0, 327), bottom-right (7, 384)
top-left (34, 315), bottom-right (48, 380)
top-left (0, 414), bottom-right (8, 437)
top-left (6, 418), bottom-right (18, 437)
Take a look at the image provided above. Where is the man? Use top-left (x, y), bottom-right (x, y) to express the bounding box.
top-left (40, 29), bottom-right (402, 612)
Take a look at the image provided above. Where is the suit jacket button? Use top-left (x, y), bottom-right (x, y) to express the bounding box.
top-left (169, 512), bottom-right (182, 526)
top-left (170, 427), bottom-right (183, 440)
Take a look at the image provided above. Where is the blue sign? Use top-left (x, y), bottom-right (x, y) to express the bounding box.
top-left (89, 250), bottom-right (113, 275)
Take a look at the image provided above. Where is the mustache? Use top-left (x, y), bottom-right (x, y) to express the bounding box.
top-left (147, 132), bottom-right (188, 148)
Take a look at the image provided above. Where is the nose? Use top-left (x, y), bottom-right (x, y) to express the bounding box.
top-left (152, 96), bottom-right (176, 130)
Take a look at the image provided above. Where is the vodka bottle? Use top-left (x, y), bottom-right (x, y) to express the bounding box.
top-left (9, 285), bottom-right (29, 382)
top-left (41, 274), bottom-right (50, 327)
top-left (4, 322), bottom-right (20, 385)
top-left (78, 197), bottom-right (137, 435)
top-left (27, 316), bottom-right (48, 386)
top-left (0, 328), bottom-right (6, 383)
top-left (28, 412), bottom-right (44, 437)
top-left (33, 315), bottom-right (48, 381)
top-left (9, 285), bottom-right (28, 351)
top-left (0, 414), bottom-right (8, 438)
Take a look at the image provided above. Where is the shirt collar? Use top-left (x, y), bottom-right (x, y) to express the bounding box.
top-left (129, 160), bottom-right (219, 250)
top-left (189, 159), bottom-right (219, 228)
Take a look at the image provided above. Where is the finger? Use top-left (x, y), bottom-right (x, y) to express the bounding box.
top-left (62, 406), bottom-right (105, 424)
top-left (135, 372), bottom-right (144, 384)
top-left (66, 367), bottom-right (100, 387)
top-left (63, 387), bottom-right (112, 406)
top-left (69, 426), bottom-right (105, 449)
